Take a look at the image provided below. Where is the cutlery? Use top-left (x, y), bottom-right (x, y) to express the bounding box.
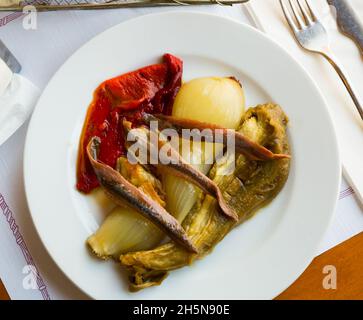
top-left (280, 0), bottom-right (363, 121)
top-left (0, 0), bottom-right (249, 11)
top-left (327, 0), bottom-right (363, 56)
top-left (0, 58), bottom-right (12, 97)
top-left (0, 40), bottom-right (21, 96)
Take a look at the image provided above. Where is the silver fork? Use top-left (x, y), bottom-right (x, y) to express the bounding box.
top-left (280, 0), bottom-right (363, 121)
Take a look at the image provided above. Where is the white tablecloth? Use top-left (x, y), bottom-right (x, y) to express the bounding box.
top-left (0, 4), bottom-right (362, 300)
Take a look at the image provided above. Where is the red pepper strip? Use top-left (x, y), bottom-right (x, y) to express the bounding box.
top-left (76, 54), bottom-right (183, 193)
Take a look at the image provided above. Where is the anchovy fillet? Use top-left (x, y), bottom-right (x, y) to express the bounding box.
top-left (86, 137), bottom-right (197, 253)
top-left (123, 121), bottom-right (238, 221)
top-left (143, 113), bottom-right (290, 161)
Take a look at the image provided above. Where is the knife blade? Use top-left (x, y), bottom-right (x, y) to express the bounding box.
top-left (327, 0), bottom-right (363, 56)
top-left (0, 39), bottom-right (21, 73)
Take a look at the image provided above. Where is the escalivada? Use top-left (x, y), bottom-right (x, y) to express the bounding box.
top-left (77, 54), bottom-right (291, 291)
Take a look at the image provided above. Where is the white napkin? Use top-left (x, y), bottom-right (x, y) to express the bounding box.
top-left (247, 0), bottom-right (363, 204)
top-left (0, 72), bottom-right (39, 146)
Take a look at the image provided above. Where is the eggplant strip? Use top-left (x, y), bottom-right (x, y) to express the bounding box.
top-left (123, 121), bottom-right (238, 221)
top-left (86, 137), bottom-right (197, 253)
top-left (142, 113), bottom-right (290, 161)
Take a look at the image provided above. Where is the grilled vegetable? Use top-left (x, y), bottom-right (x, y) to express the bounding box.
top-left (86, 137), bottom-right (197, 253)
top-left (120, 104), bottom-right (291, 291)
top-left (163, 76), bottom-right (246, 222)
top-left (88, 76), bottom-right (246, 258)
top-left (172, 77), bottom-right (245, 129)
top-left (123, 120), bottom-right (238, 221)
top-left (87, 207), bottom-right (164, 259)
top-left (87, 158), bottom-right (166, 259)
top-left (162, 141), bottom-right (210, 222)
top-left (117, 157), bottom-right (166, 208)
top-left (77, 54), bottom-right (182, 193)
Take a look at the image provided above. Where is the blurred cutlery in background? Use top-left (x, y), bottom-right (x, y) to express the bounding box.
top-left (280, 0), bottom-right (363, 120)
top-left (0, 0), bottom-right (249, 11)
top-left (327, 0), bottom-right (363, 56)
top-left (0, 40), bottom-right (21, 96)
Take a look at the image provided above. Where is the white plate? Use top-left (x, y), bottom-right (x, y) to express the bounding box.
top-left (24, 12), bottom-right (340, 300)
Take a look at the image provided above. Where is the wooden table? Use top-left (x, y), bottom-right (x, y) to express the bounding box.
top-left (1, 232), bottom-right (363, 300)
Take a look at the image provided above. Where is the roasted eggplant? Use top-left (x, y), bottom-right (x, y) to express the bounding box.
top-left (120, 104), bottom-right (291, 291)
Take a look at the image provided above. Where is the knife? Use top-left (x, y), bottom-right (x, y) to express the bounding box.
top-left (0, 40), bottom-right (21, 96)
top-left (0, 58), bottom-right (12, 97)
top-left (0, 0), bottom-right (249, 11)
top-left (0, 39), bottom-right (21, 73)
top-left (327, 0), bottom-right (363, 56)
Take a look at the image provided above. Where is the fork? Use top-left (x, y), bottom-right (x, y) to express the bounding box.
top-left (280, 0), bottom-right (363, 121)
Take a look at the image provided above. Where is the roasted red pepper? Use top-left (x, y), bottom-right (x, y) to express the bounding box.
top-left (76, 54), bottom-right (183, 193)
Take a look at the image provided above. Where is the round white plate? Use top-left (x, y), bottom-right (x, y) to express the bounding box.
top-left (24, 12), bottom-right (340, 300)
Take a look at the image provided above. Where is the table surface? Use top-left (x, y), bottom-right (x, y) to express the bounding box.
top-left (1, 232), bottom-right (362, 300)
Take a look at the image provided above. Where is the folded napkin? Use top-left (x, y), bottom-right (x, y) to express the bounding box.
top-left (247, 0), bottom-right (363, 204)
top-left (0, 70), bottom-right (39, 146)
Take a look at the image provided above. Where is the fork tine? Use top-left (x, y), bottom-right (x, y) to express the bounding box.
top-left (280, 0), bottom-right (299, 33)
top-left (304, 0), bottom-right (317, 21)
top-left (289, 0), bottom-right (305, 29)
top-left (296, 0), bottom-right (313, 25)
